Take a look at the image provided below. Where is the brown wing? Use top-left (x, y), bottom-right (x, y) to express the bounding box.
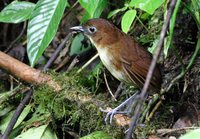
top-left (120, 36), bottom-right (161, 91)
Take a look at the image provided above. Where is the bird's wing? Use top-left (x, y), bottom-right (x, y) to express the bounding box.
top-left (120, 39), bottom-right (160, 90)
top-left (121, 57), bottom-right (147, 89)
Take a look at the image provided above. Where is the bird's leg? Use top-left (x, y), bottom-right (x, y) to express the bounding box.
top-left (100, 91), bottom-right (140, 124)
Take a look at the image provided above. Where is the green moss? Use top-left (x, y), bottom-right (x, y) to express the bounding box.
top-left (32, 70), bottom-right (123, 137)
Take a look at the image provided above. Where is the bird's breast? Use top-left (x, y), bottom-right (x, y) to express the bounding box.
top-left (95, 46), bottom-right (127, 82)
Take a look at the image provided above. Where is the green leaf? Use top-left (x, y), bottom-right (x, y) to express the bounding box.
top-left (121, 9), bottom-right (137, 33)
top-left (93, 0), bottom-right (107, 18)
top-left (129, 0), bottom-right (165, 15)
top-left (180, 129), bottom-right (200, 139)
top-left (0, 105), bottom-right (31, 133)
top-left (107, 7), bottom-right (127, 18)
top-left (164, 0), bottom-right (181, 57)
top-left (0, 105), bottom-right (14, 117)
top-left (27, 0), bottom-right (67, 67)
top-left (78, 0), bottom-right (107, 20)
top-left (191, 0), bottom-right (200, 28)
top-left (0, 1), bottom-right (35, 23)
top-left (80, 131), bottom-right (112, 139)
top-left (69, 34), bottom-right (92, 56)
top-left (41, 126), bottom-right (58, 139)
top-left (15, 125), bottom-right (49, 139)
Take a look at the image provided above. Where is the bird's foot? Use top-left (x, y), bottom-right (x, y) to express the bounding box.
top-left (100, 92), bottom-right (139, 125)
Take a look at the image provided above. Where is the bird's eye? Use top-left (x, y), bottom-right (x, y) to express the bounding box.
top-left (88, 26), bottom-right (97, 34)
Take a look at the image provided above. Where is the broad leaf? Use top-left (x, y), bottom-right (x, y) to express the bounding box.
top-left (15, 125), bottom-right (48, 139)
top-left (164, 0), bottom-right (181, 57)
top-left (79, 0), bottom-right (107, 20)
top-left (41, 127), bottom-right (58, 139)
top-left (129, 0), bottom-right (165, 15)
top-left (180, 129), bottom-right (200, 139)
top-left (93, 0), bottom-right (107, 18)
top-left (121, 9), bottom-right (137, 33)
top-left (69, 34), bottom-right (92, 56)
top-left (0, 1), bottom-right (35, 23)
top-left (0, 105), bottom-right (31, 133)
top-left (27, 0), bottom-right (67, 67)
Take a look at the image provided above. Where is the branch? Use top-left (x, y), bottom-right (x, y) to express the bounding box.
top-left (0, 51), bottom-right (61, 91)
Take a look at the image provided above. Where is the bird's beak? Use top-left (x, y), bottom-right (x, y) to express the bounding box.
top-left (70, 26), bottom-right (85, 33)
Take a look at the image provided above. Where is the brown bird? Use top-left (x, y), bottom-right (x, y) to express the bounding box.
top-left (70, 18), bottom-right (161, 123)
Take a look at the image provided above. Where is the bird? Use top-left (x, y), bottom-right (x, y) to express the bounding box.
top-left (70, 18), bottom-right (162, 124)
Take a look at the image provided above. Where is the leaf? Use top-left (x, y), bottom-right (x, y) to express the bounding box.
top-left (93, 0), bottom-right (107, 18)
top-left (0, 105), bottom-right (14, 117)
top-left (80, 131), bottom-right (112, 139)
top-left (69, 34), bottom-right (92, 56)
top-left (129, 0), bottom-right (165, 15)
top-left (121, 9), bottom-right (137, 33)
top-left (191, 0), bottom-right (200, 28)
top-left (27, 0), bottom-right (67, 67)
top-left (15, 125), bottom-right (48, 139)
top-left (164, 0), bottom-right (181, 57)
top-left (78, 0), bottom-right (107, 20)
top-left (107, 7), bottom-right (127, 18)
top-left (0, 105), bottom-right (31, 133)
top-left (0, 1), bottom-right (35, 23)
top-left (180, 129), bottom-right (200, 139)
top-left (41, 127), bottom-right (58, 139)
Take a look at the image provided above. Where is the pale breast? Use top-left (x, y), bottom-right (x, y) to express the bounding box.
top-left (95, 46), bottom-right (127, 82)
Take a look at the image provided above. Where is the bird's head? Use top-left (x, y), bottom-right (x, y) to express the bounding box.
top-left (70, 18), bottom-right (120, 46)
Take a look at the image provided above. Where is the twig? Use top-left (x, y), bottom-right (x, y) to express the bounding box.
top-left (62, 1), bottom-right (79, 19)
top-left (156, 127), bottom-right (200, 136)
top-left (103, 72), bottom-right (117, 101)
top-left (5, 22), bottom-right (27, 53)
top-left (126, 0), bottom-right (178, 138)
top-left (114, 82), bottom-right (123, 98)
top-left (147, 99), bottom-right (162, 121)
top-left (55, 56), bottom-right (70, 71)
top-left (67, 56), bottom-right (79, 71)
top-left (140, 94), bottom-right (159, 122)
top-left (77, 53), bottom-right (99, 73)
top-left (1, 89), bottom-right (33, 139)
top-left (43, 33), bottom-right (73, 72)
top-left (135, 15), bottom-right (149, 33)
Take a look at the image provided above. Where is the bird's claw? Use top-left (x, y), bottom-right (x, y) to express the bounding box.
top-left (104, 108), bottom-right (117, 124)
top-left (100, 107), bottom-right (130, 124)
top-left (100, 92), bottom-right (139, 125)
top-left (100, 107), bottom-right (118, 124)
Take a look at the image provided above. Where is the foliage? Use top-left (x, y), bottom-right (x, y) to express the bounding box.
top-left (121, 9), bottom-right (137, 33)
top-left (180, 129), bottom-right (200, 139)
top-left (164, 0), bottom-right (181, 57)
top-left (69, 34), bottom-right (92, 56)
top-left (0, 0), bottom-right (200, 138)
top-left (27, 0), bottom-right (68, 67)
top-left (78, 0), bottom-right (107, 23)
top-left (0, 105), bottom-right (31, 133)
top-left (15, 125), bottom-right (58, 139)
top-left (108, 0), bottom-right (165, 33)
top-left (0, 0), bottom-right (68, 67)
top-left (0, 1), bottom-right (35, 23)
